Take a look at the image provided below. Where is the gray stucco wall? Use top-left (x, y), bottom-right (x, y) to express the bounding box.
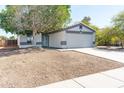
top-left (49, 31), bottom-right (67, 48)
top-left (18, 33), bottom-right (42, 48)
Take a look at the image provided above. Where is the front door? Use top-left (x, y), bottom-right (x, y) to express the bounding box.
top-left (42, 34), bottom-right (49, 47)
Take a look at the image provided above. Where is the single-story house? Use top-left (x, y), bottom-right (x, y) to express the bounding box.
top-left (17, 23), bottom-right (96, 48)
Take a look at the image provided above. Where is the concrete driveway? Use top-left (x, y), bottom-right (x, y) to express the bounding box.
top-left (59, 48), bottom-right (124, 63)
top-left (39, 48), bottom-right (124, 88)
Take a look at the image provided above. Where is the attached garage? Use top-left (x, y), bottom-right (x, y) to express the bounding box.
top-left (48, 23), bottom-right (96, 49)
top-left (66, 32), bottom-right (94, 48)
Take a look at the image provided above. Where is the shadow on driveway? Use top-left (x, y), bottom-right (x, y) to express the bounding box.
top-left (0, 47), bottom-right (45, 58)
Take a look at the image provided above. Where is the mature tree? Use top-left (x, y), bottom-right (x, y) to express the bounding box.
top-left (0, 6), bottom-right (16, 34)
top-left (0, 5), bottom-right (71, 44)
top-left (111, 36), bottom-right (120, 46)
top-left (81, 16), bottom-right (99, 31)
top-left (81, 16), bottom-right (91, 25)
top-left (112, 11), bottom-right (124, 48)
top-left (81, 16), bottom-right (120, 47)
top-left (97, 27), bottom-right (113, 46)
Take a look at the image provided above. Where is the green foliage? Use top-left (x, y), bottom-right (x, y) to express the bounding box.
top-left (111, 36), bottom-right (120, 45)
top-left (81, 16), bottom-right (99, 31)
top-left (81, 16), bottom-right (91, 25)
top-left (96, 27), bottom-right (113, 46)
top-left (112, 10), bottom-right (124, 48)
top-left (0, 5), bottom-right (71, 35)
top-left (81, 15), bottom-right (124, 47)
top-left (9, 36), bottom-right (16, 40)
top-left (92, 10), bottom-right (124, 48)
top-left (0, 35), bottom-right (8, 40)
top-left (0, 6), bottom-right (17, 34)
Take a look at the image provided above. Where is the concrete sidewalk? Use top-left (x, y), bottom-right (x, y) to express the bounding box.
top-left (40, 67), bottom-right (124, 88)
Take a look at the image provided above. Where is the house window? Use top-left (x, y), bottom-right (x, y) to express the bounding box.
top-left (93, 41), bottom-right (95, 44)
top-left (27, 33), bottom-right (32, 44)
top-left (79, 25), bottom-right (82, 31)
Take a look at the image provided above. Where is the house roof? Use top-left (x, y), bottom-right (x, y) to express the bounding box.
top-left (48, 22), bottom-right (96, 34)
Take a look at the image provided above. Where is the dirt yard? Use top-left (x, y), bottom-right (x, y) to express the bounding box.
top-left (0, 48), bottom-right (123, 88)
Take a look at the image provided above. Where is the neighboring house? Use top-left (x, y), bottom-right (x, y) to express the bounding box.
top-left (17, 23), bottom-right (96, 48)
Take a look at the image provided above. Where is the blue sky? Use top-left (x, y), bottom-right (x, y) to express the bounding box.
top-left (0, 5), bottom-right (124, 37)
top-left (71, 5), bottom-right (124, 27)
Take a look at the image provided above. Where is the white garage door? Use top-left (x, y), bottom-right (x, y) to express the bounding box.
top-left (66, 33), bottom-right (93, 48)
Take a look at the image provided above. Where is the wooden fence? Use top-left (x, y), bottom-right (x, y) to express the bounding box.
top-left (0, 40), bottom-right (17, 47)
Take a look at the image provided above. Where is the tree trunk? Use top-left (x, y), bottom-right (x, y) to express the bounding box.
top-left (120, 40), bottom-right (124, 48)
top-left (32, 30), bottom-right (35, 47)
top-left (32, 11), bottom-right (36, 47)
